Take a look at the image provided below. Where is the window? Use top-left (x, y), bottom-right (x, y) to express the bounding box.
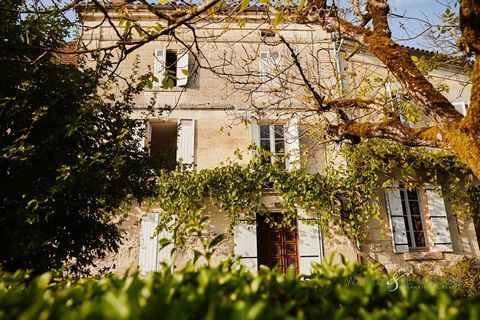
top-left (233, 210), bottom-right (322, 275)
top-left (385, 184), bottom-right (453, 253)
top-left (257, 213), bottom-right (299, 273)
top-left (259, 124), bottom-right (285, 157)
top-left (153, 48), bottom-right (189, 87)
top-left (251, 119), bottom-right (300, 170)
top-left (259, 51), bottom-right (281, 85)
top-left (144, 119), bottom-right (195, 171)
top-left (399, 188), bottom-right (426, 250)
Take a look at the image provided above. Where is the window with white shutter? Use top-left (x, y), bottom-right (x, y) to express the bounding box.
top-left (386, 184), bottom-right (453, 254)
top-left (234, 211), bottom-right (322, 275)
top-left (251, 121), bottom-right (300, 170)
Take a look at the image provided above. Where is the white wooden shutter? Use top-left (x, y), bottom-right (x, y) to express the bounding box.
top-left (297, 210), bottom-right (322, 275)
top-left (234, 218), bottom-right (258, 271)
top-left (139, 212), bottom-right (159, 273)
top-left (385, 187), bottom-right (410, 253)
top-left (139, 212), bottom-right (173, 273)
top-left (425, 184), bottom-right (453, 252)
top-left (250, 120), bottom-right (260, 147)
top-left (452, 102), bottom-right (467, 116)
top-left (285, 117), bottom-right (300, 170)
top-left (176, 119), bottom-right (195, 170)
top-left (176, 49), bottom-right (189, 87)
top-left (259, 51), bottom-right (269, 82)
top-left (153, 49), bottom-right (166, 87)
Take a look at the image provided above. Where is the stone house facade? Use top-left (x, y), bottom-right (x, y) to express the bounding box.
top-left (79, 4), bottom-right (479, 275)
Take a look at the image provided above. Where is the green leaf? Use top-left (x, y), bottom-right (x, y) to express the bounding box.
top-left (240, 0), bottom-right (250, 11)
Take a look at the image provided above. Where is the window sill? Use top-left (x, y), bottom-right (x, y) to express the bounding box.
top-left (403, 251), bottom-right (443, 261)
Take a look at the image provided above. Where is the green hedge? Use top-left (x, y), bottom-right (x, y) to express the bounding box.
top-left (0, 260), bottom-right (478, 320)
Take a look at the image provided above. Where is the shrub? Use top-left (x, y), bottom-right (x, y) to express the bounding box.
top-left (0, 260), bottom-right (478, 320)
top-left (442, 257), bottom-right (480, 297)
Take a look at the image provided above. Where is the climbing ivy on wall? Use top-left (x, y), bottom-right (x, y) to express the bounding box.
top-left (151, 141), bottom-right (479, 253)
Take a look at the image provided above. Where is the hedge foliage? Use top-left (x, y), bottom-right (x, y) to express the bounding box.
top-left (1, 260), bottom-right (479, 320)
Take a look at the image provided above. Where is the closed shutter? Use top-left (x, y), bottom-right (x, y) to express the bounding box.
top-left (138, 212), bottom-right (173, 273)
top-left (452, 102), bottom-right (467, 116)
top-left (285, 117), bottom-right (300, 170)
top-left (176, 119), bottom-right (195, 169)
top-left (139, 212), bottom-right (159, 273)
top-left (425, 185), bottom-right (453, 252)
top-left (297, 210), bottom-right (322, 275)
top-left (259, 51), bottom-right (269, 82)
top-left (385, 187), bottom-right (409, 253)
top-left (176, 49), bottom-right (189, 87)
top-left (234, 218), bottom-right (258, 271)
top-left (153, 49), bottom-right (166, 87)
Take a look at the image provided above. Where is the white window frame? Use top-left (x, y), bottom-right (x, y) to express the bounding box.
top-left (259, 51), bottom-right (282, 86)
top-left (259, 123), bottom-right (286, 157)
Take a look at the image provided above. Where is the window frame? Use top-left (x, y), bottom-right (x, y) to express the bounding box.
top-left (399, 187), bottom-right (427, 251)
top-left (259, 123), bottom-right (286, 157)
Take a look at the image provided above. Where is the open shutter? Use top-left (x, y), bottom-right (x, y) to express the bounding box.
top-left (285, 117), bottom-right (300, 170)
top-left (234, 218), bottom-right (258, 271)
top-left (452, 102), bottom-right (467, 116)
top-left (138, 212), bottom-right (173, 273)
top-left (176, 119), bottom-right (195, 170)
top-left (259, 51), bottom-right (269, 82)
top-left (139, 212), bottom-right (159, 273)
top-left (250, 120), bottom-right (260, 147)
top-left (176, 49), bottom-right (189, 87)
top-left (425, 185), bottom-right (453, 252)
top-left (154, 49), bottom-right (166, 87)
top-left (297, 210), bottom-right (322, 275)
top-left (385, 187), bottom-right (409, 253)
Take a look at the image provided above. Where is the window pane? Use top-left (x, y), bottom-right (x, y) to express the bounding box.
top-left (410, 215), bottom-right (424, 232)
top-left (407, 189), bottom-right (418, 200)
top-left (275, 140), bottom-right (285, 154)
top-left (285, 231), bottom-right (296, 242)
top-left (286, 244), bottom-right (296, 254)
top-left (271, 245), bottom-right (281, 255)
top-left (286, 258), bottom-right (296, 268)
top-left (409, 201), bottom-right (421, 216)
top-left (260, 139), bottom-right (270, 151)
top-left (274, 125), bottom-right (284, 138)
top-left (271, 231), bottom-right (281, 242)
top-left (413, 231), bottom-right (426, 247)
top-left (260, 125), bottom-right (270, 139)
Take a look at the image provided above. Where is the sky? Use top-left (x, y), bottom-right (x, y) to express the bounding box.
top-left (388, 0), bottom-right (450, 48)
